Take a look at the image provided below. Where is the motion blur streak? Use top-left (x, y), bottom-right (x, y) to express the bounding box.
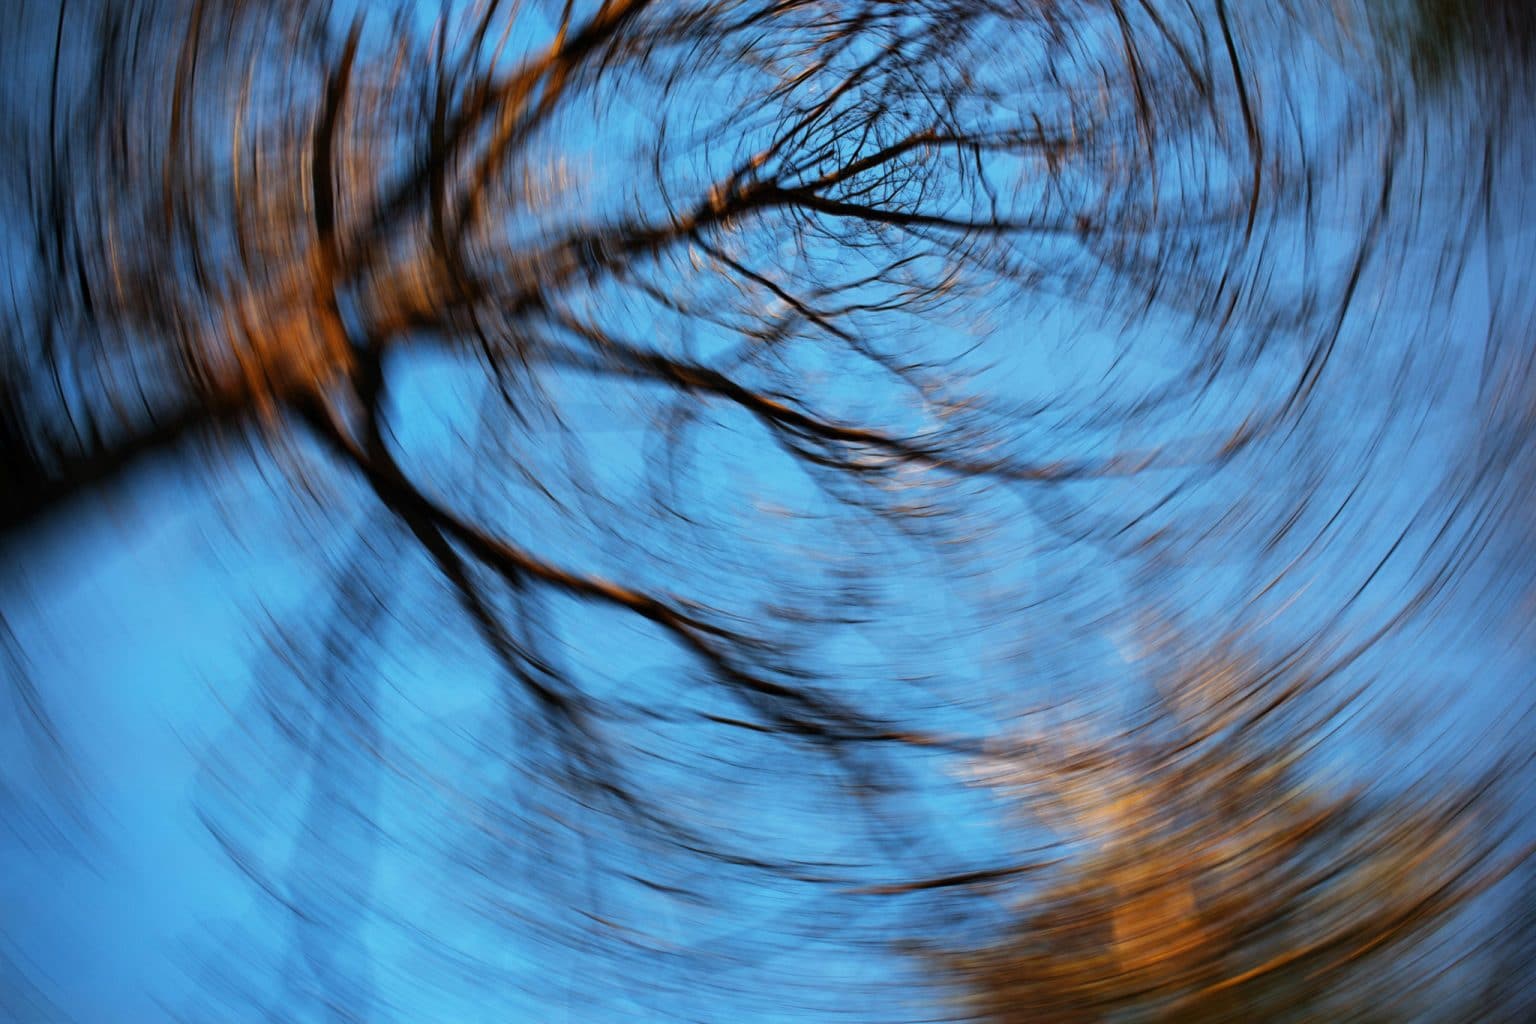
top-left (2, 1), bottom-right (1533, 1021)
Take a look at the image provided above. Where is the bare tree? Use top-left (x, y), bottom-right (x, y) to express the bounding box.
top-left (0, 3), bottom-right (1276, 785)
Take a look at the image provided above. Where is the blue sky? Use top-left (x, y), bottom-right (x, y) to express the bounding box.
top-left (3, 2), bottom-right (1535, 1021)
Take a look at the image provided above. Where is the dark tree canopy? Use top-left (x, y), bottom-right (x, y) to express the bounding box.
top-left (2, 0), bottom-right (1533, 1020)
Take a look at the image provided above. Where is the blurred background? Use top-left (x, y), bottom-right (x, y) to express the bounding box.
top-left (2, 1), bottom-right (1534, 1021)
